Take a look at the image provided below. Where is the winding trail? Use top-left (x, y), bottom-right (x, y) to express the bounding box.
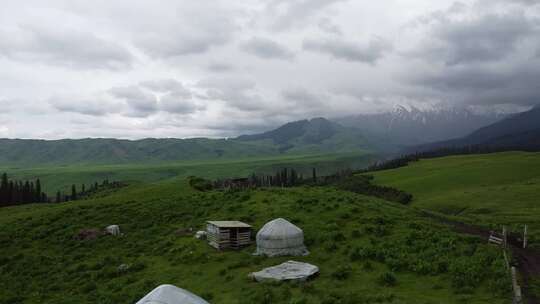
top-left (420, 211), bottom-right (540, 304)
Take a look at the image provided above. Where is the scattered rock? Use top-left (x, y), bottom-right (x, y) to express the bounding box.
top-left (74, 229), bottom-right (102, 241)
top-left (117, 264), bottom-right (130, 273)
top-left (195, 231), bottom-right (207, 240)
top-left (175, 227), bottom-right (194, 237)
top-left (250, 261), bottom-right (319, 282)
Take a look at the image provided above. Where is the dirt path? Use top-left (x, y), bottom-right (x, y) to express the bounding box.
top-left (420, 211), bottom-right (540, 304)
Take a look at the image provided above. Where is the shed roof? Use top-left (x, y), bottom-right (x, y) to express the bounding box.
top-left (207, 221), bottom-right (252, 228)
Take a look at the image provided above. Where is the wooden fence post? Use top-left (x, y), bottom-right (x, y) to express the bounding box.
top-left (523, 225), bottom-right (528, 249)
top-left (511, 267), bottom-right (522, 304)
top-left (503, 226), bottom-right (507, 249)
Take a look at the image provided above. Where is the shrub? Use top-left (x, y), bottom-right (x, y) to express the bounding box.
top-left (378, 272), bottom-right (397, 286)
top-left (289, 297), bottom-right (308, 304)
top-left (188, 176), bottom-right (213, 191)
top-left (362, 261), bottom-right (374, 272)
top-left (331, 265), bottom-right (352, 280)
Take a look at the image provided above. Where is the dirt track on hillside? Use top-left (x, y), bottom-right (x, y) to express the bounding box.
top-left (420, 211), bottom-right (540, 304)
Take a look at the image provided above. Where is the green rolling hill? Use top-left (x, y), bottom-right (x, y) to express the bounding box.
top-left (371, 152), bottom-right (540, 247)
top-left (0, 118), bottom-right (371, 168)
top-left (0, 177), bottom-right (511, 303)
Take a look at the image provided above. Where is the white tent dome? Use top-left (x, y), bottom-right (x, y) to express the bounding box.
top-left (135, 284), bottom-right (209, 304)
top-left (255, 218), bottom-right (308, 257)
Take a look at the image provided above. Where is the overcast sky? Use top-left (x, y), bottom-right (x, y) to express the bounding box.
top-left (0, 0), bottom-right (539, 139)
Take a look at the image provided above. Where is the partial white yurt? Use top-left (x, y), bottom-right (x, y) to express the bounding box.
top-left (255, 218), bottom-right (309, 257)
top-left (105, 225), bottom-right (121, 236)
top-left (135, 284), bottom-right (209, 304)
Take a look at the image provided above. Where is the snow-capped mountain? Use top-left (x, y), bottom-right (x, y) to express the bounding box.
top-left (335, 105), bottom-right (509, 152)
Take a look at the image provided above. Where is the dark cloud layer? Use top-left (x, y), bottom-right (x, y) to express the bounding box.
top-left (0, 25), bottom-right (133, 70)
top-left (2, 0), bottom-right (540, 139)
top-left (303, 37), bottom-right (391, 64)
top-left (241, 37), bottom-right (295, 60)
top-left (404, 1), bottom-right (540, 107)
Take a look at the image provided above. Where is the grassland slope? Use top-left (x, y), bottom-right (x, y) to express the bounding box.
top-left (0, 178), bottom-right (510, 303)
top-left (371, 151), bottom-right (540, 248)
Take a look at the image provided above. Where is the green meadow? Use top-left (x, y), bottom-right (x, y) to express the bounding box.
top-left (0, 152), bottom-right (374, 196)
top-left (0, 178), bottom-right (510, 304)
top-left (371, 151), bottom-right (540, 247)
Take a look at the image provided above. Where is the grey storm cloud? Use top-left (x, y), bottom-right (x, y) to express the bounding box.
top-left (160, 93), bottom-right (202, 115)
top-left (109, 86), bottom-right (158, 117)
top-left (266, 0), bottom-right (349, 31)
top-left (422, 12), bottom-right (538, 65)
top-left (241, 37), bottom-right (295, 60)
top-left (132, 3), bottom-right (238, 58)
top-left (0, 25), bottom-right (133, 70)
top-left (282, 88), bottom-right (323, 105)
top-left (140, 79), bottom-right (192, 98)
top-left (197, 77), bottom-right (265, 112)
top-left (49, 97), bottom-right (122, 116)
top-left (303, 37), bottom-right (392, 64)
top-left (206, 63), bottom-right (234, 73)
top-left (3, 0), bottom-right (540, 139)
top-left (405, 2), bottom-right (540, 107)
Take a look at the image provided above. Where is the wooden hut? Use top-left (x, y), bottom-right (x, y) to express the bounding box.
top-left (206, 221), bottom-right (252, 250)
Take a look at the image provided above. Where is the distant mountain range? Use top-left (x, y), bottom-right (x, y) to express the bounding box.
top-left (336, 105), bottom-right (507, 152)
top-left (410, 105), bottom-right (540, 152)
top-left (236, 117), bottom-right (368, 154)
top-left (0, 105), bottom-right (534, 167)
top-left (0, 118), bottom-right (369, 167)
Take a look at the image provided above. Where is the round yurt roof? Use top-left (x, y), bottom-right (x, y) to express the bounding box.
top-left (135, 284), bottom-right (209, 304)
top-left (257, 218), bottom-right (303, 240)
top-left (256, 218), bottom-right (308, 257)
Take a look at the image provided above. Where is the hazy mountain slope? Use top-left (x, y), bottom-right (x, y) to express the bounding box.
top-left (0, 118), bottom-right (371, 167)
top-left (336, 105), bottom-right (506, 152)
top-left (236, 117), bottom-right (369, 154)
top-left (411, 106), bottom-right (540, 152)
top-left (0, 138), bottom-right (279, 166)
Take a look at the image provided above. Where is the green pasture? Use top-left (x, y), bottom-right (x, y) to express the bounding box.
top-left (0, 178), bottom-right (510, 303)
top-left (371, 152), bottom-right (540, 247)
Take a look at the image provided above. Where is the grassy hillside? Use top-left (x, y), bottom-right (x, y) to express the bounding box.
top-left (0, 178), bottom-right (510, 303)
top-left (0, 118), bottom-right (371, 168)
top-left (371, 152), bottom-right (540, 247)
top-left (1, 153), bottom-right (375, 196)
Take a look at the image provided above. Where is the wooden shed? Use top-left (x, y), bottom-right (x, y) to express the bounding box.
top-left (206, 221), bottom-right (252, 250)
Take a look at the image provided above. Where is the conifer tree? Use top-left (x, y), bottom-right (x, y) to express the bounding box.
top-left (36, 179), bottom-right (42, 202)
top-left (71, 184), bottom-right (77, 200)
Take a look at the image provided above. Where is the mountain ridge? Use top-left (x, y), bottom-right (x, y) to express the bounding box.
top-left (409, 106), bottom-right (540, 152)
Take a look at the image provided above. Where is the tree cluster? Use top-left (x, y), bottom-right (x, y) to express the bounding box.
top-left (54, 179), bottom-right (124, 203)
top-left (0, 173), bottom-right (48, 207)
top-left (212, 167), bottom-right (355, 191)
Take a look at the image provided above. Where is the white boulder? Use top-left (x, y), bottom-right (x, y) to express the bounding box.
top-left (250, 261), bottom-right (319, 282)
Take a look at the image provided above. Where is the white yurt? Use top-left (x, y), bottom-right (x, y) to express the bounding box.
top-left (135, 284), bottom-right (209, 304)
top-left (105, 225), bottom-right (121, 236)
top-left (255, 218), bottom-right (309, 257)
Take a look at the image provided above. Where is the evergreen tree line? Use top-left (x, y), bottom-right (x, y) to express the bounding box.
top-left (213, 167), bottom-right (354, 190)
top-left (54, 179), bottom-right (124, 203)
top-left (0, 173), bottom-right (125, 207)
top-left (358, 144), bottom-right (539, 174)
top-left (0, 173), bottom-right (48, 207)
